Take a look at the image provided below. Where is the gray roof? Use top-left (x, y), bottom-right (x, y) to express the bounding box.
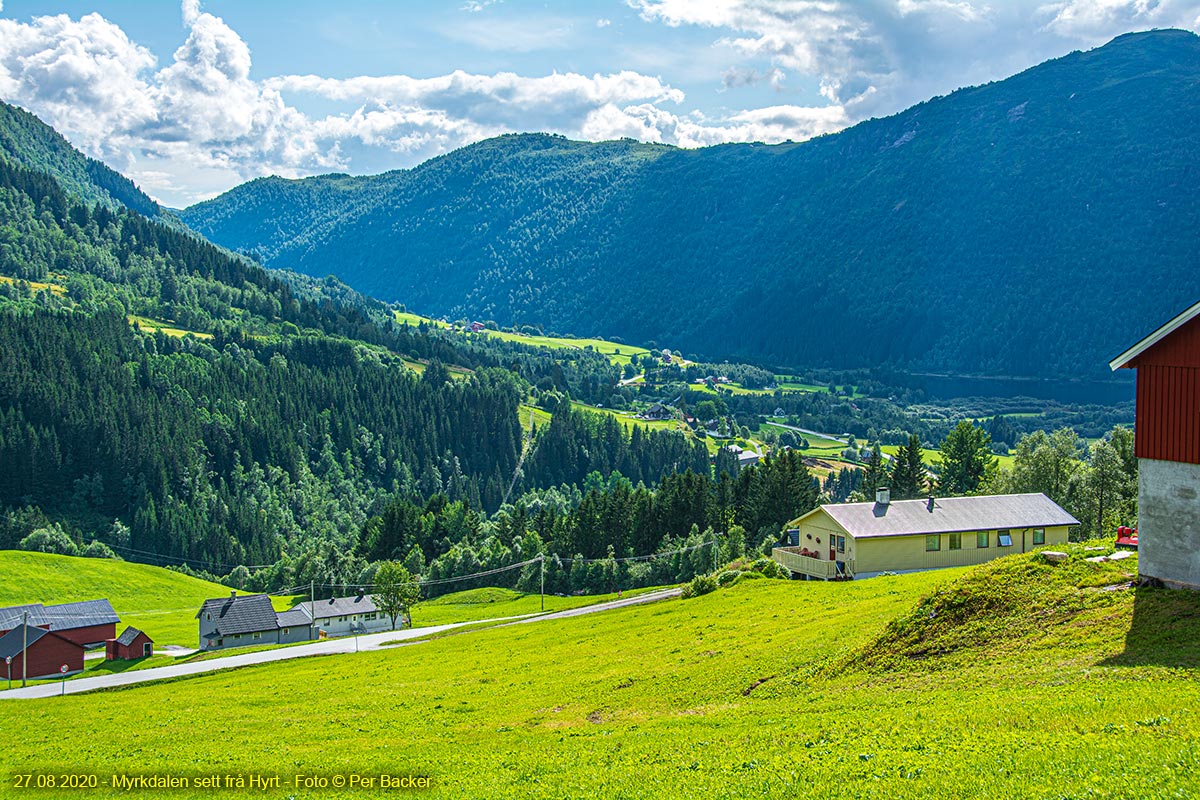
top-left (0, 604), bottom-right (48, 631)
top-left (0, 599), bottom-right (119, 632)
top-left (812, 493), bottom-right (1080, 538)
top-left (310, 594), bottom-right (379, 621)
top-left (275, 606), bottom-right (313, 628)
top-left (43, 599), bottom-right (120, 629)
top-left (0, 624), bottom-right (73, 660)
top-left (196, 594), bottom-right (279, 637)
top-left (115, 626), bottom-right (148, 646)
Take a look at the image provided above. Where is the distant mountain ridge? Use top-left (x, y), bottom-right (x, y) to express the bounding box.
top-left (183, 29), bottom-right (1200, 381)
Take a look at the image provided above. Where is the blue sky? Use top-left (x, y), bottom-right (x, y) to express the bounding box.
top-left (1, 0), bottom-right (1196, 206)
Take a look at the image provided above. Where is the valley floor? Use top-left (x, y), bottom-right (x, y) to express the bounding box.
top-left (0, 552), bottom-right (1196, 799)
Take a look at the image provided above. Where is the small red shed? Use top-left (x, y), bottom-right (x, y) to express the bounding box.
top-left (1111, 298), bottom-right (1200, 589)
top-left (106, 627), bottom-right (154, 661)
top-left (0, 624), bottom-right (85, 681)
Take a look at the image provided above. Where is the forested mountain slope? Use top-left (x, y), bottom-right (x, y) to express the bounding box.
top-left (184, 29), bottom-right (1200, 381)
top-left (0, 101), bottom-right (160, 217)
top-left (0, 143), bottom-right (708, 570)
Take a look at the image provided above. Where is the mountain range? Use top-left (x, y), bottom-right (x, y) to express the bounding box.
top-left (182, 29), bottom-right (1200, 383)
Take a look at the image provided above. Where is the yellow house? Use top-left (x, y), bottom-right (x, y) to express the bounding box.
top-left (772, 490), bottom-right (1078, 580)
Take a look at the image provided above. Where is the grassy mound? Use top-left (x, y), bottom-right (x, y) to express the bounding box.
top-left (0, 550), bottom-right (256, 646)
top-left (845, 545), bottom-right (1140, 671)
top-left (421, 587), bottom-right (524, 605)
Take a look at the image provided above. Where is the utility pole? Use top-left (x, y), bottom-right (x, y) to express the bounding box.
top-left (21, 610), bottom-right (28, 688)
top-left (539, 554), bottom-right (545, 612)
top-left (310, 580), bottom-right (315, 641)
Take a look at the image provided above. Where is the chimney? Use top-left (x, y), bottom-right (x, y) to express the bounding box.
top-left (927, 496), bottom-right (936, 513)
top-left (230, 591), bottom-right (237, 599)
top-left (876, 487), bottom-right (890, 505)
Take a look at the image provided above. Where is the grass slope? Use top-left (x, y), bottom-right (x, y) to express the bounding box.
top-left (413, 586), bottom-right (660, 626)
top-left (0, 551), bottom-right (247, 647)
top-left (1, 549), bottom-right (1196, 798)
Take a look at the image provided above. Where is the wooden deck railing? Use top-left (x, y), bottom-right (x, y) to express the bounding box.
top-left (771, 547), bottom-right (847, 580)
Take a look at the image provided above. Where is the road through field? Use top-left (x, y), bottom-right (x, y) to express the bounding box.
top-left (0, 589), bottom-right (680, 699)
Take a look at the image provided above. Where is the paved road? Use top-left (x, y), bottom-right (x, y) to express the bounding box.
top-left (0, 590), bottom-right (680, 700)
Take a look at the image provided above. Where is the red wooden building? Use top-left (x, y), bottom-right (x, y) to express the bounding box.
top-left (106, 627), bottom-right (154, 660)
top-left (0, 599), bottom-right (120, 647)
top-left (0, 624), bottom-right (85, 681)
top-left (1111, 298), bottom-right (1200, 589)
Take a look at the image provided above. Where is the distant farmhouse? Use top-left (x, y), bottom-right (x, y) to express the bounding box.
top-left (197, 593), bottom-right (312, 651)
top-left (0, 599), bottom-right (120, 646)
top-left (197, 591), bottom-right (392, 651)
top-left (641, 403), bottom-right (671, 421)
top-left (1111, 299), bottom-right (1200, 589)
top-left (773, 490), bottom-right (1077, 580)
top-left (308, 593), bottom-right (391, 638)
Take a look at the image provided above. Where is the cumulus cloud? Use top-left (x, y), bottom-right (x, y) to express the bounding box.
top-left (0, 1), bottom-right (864, 205)
top-left (1, 0), bottom-right (1194, 205)
top-left (631, 0), bottom-right (1200, 117)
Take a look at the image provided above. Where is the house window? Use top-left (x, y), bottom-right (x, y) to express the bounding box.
top-left (925, 535), bottom-right (941, 552)
top-left (282, 628), bottom-right (289, 635)
top-left (206, 613), bottom-right (211, 621)
top-left (1033, 528), bottom-right (1045, 545)
top-left (998, 530), bottom-right (1013, 547)
top-left (836, 536), bottom-right (845, 553)
top-left (977, 531), bottom-right (989, 548)
top-left (216, 639), bottom-right (223, 646)
top-left (233, 634), bottom-right (241, 640)
top-left (253, 632), bottom-right (261, 640)
top-left (948, 533), bottom-right (961, 550)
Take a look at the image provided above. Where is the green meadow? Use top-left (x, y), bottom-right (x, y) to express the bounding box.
top-left (412, 586), bottom-right (660, 626)
top-left (1, 548), bottom-right (1195, 799)
top-left (392, 310), bottom-right (649, 367)
top-left (0, 551), bottom-right (258, 647)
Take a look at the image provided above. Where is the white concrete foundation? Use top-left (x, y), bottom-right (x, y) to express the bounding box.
top-left (1138, 458), bottom-right (1200, 590)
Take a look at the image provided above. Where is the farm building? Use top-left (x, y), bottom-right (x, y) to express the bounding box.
top-left (1111, 299), bottom-right (1200, 589)
top-left (0, 624), bottom-right (85, 681)
top-left (0, 599), bottom-right (120, 646)
top-left (642, 403), bottom-right (671, 421)
top-left (773, 490), bottom-right (1077, 580)
top-left (308, 592), bottom-right (392, 637)
top-left (197, 593), bottom-right (290, 651)
top-left (106, 627), bottom-right (153, 660)
top-left (196, 591), bottom-right (388, 650)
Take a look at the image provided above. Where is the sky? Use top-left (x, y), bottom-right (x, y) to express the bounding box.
top-left (0, 1), bottom-right (1197, 207)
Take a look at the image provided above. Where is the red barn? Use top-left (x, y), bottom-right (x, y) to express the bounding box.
top-left (106, 627), bottom-right (154, 661)
top-left (0, 624), bottom-right (85, 681)
top-left (1111, 298), bottom-right (1200, 589)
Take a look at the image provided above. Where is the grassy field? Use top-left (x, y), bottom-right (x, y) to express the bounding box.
top-left (0, 551), bottom-right (258, 647)
top-left (392, 309), bottom-right (649, 367)
top-left (127, 315), bottom-right (214, 340)
top-left (879, 444), bottom-right (1016, 471)
top-left (0, 274), bottom-right (67, 297)
top-left (1, 547), bottom-right (1194, 798)
top-left (412, 586), bottom-right (661, 626)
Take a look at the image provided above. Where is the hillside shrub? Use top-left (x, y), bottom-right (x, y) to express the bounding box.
top-left (19, 524), bottom-right (78, 556)
top-left (81, 540), bottom-right (120, 560)
top-left (681, 574), bottom-right (717, 599)
top-left (716, 569), bottom-right (741, 587)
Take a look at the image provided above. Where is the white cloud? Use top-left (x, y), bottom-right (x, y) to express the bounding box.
top-left (1, 0), bottom-right (1194, 206)
top-left (597, 18), bottom-right (612, 28)
top-left (631, 0), bottom-right (1200, 117)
